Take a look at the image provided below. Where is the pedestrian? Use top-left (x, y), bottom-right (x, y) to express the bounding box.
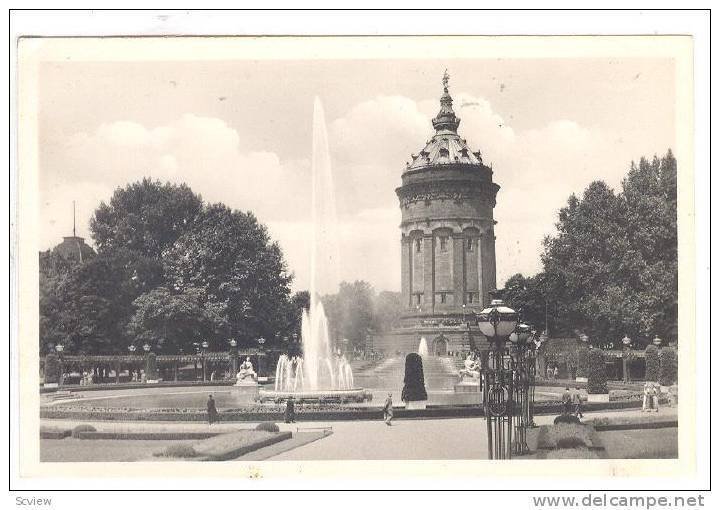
top-left (572, 386), bottom-right (584, 418)
top-left (553, 366), bottom-right (559, 379)
top-left (651, 383), bottom-right (660, 413)
top-left (546, 366), bottom-right (553, 379)
top-left (642, 382), bottom-right (651, 412)
top-left (284, 396), bottom-right (296, 424)
top-left (562, 387), bottom-right (572, 414)
top-left (383, 393), bottom-right (393, 426)
top-left (207, 394), bottom-right (218, 425)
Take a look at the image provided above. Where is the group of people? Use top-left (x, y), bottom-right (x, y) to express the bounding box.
top-left (561, 386), bottom-right (584, 418)
top-left (642, 381), bottom-right (661, 412)
top-left (546, 366), bottom-right (560, 379)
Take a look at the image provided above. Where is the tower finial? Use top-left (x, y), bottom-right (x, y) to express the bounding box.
top-left (442, 69), bottom-right (450, 92)
top-left (72, 200), bottom-right (76, 237)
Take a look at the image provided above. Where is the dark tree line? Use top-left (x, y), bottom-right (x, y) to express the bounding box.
top-left (499, 150), bottom-right (678, 348)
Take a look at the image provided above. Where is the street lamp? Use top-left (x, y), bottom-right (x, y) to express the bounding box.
top-left (653, 336), bottom-right (662, 347)
top-left (257, 337), bottom-right (266, 378)
top-left (621, 335), bottom-right (632, 383)
top-left (143, 343), bottom-right (151, 353)
top-left (509, 322), bottom-right (532, 455)
top-left (200, 341), bottom-right (209, 381)
top-left (55, 344), bottom-right (65, 387)
top-left (477, 299), bottom-right (519, 460)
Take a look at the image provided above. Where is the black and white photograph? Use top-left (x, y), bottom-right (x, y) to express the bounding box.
top-left (9, 9), bottom-right (710, 500)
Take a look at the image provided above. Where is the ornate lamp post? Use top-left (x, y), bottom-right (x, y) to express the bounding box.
top-left (509, 322), bottom-right (532, 455)
top-left (201, 340), bottom-right (209, 381)
top-left (257, 337), bottom-right (266, 378)
top-left (477, 299), bottom-right (519, 460)
top-left (653, 336), bottom-right (662, 347)
top-left (127, 344), bottom-right (136, 381)
top-left (621, 335), bottom-right (632, 383)
top-left (229, 339), bottom-right (238, 375)
top-left (55, 344), bottom-right (65, 387)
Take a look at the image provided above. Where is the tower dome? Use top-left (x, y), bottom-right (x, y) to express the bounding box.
top-left (395, 71), bottom-right (500, 351)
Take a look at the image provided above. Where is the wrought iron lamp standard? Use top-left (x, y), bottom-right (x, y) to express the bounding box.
top-left (477, 299), bottom-right (519, 460)
top-left (527, 330), bottom-right (546, 428)
top-left (509, 323), bottom-right (532, 455)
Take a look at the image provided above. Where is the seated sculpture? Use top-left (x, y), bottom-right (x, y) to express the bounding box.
top-left (458, 352), bottom-right (481, 382)
top-left (236, 356), bottom-right (257, 384)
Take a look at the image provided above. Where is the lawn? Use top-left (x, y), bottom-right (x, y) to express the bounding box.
top-left (598, 428), bottom-right (678, 459)
top-left (40, 439), bottom-right (198, 462)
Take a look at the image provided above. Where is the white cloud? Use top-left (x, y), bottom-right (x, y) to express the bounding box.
top-left (41, 93), bottom-right (669, 293)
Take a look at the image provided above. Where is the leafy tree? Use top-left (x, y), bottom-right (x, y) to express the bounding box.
top-left (499, 273), bottom-right (548, 332)
top-left (163, 203), bottom-right (292, 348)
top-left (39, 250), bottom-right (78, 353)
top-left (541, 150), bottom-right (677, 346)
top-left (372, 291), bottom-right (403, 332)
top-left (126, 286), bottom-right (228, 353)
top-left (321, 281), bottom-right (375, 349)
top-left (51, 249), bottom-right (164, 354)
top-left (90, 178), bottom-right (203, 259)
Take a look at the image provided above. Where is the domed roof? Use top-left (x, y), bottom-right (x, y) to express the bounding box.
top-left (405, 71), bottom-right (484, 172)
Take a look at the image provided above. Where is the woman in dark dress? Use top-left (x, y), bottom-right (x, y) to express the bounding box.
top-left (207, 394), bottom-right (218, 425)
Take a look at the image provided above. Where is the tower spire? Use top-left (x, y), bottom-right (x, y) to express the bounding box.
top-left (432, 69), bottom-right (460, 132)
top-left (72, 200), bottom-right (76, 237)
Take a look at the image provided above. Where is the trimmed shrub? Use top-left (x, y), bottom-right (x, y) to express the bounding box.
top-left (557, 436), bottom-right (587, 449)
top-left (71, 424), bottom-right (96, 438)
top-left (554, 414), bottom-right (581, 425)
top-left (659, 347), bottom-right (678, 386)
top-left (44, 353), bottom-right (61, 384)
top-left (587, 348), bottom-right (608, 394)
top-left (401, 353), bottom-right (428, 402)
top-left (644, 344), bottom-right (660, 382)
top-left (255, 422), bottom-right (280, 432)
top-left (576, 344), bottom-right (589, 379)
top-left (145, 352), bottom-right (158, 380)
top-left (153, 443), bottom-right (198, 458)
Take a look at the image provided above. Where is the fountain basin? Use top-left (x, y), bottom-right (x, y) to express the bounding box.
top-left (258, 388), bottom-right (372, 404)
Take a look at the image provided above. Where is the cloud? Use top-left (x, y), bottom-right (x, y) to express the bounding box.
top-left (41, 93), bottom-right (667, 293)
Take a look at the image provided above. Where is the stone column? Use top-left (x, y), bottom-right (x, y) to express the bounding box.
top-left (452, 235), bottom-right (465, 306)
top-left (423, 236), bottom-right (434, 311)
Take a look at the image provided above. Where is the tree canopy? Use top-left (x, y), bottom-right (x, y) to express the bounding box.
top-left (499, 150), bottom-right (677, 347)
top-left (40, 179), bottom-right (295, 354)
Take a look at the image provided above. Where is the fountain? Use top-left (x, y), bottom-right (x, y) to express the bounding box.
top-left (258, 98), bottom-right (369, 403)
top-left (418, 337), bottom-right (429, 358)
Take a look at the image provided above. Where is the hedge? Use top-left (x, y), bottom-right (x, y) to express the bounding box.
top-left (576, 344), bottom-right (589, 379)
top-left (644, 344), bottom-right (660, 382)
top-left (145, 352), bottom-right (159, 380)
top-left (587, 348), bottom-right (608, 394)
top-left (659, 347), bottom-right (677, 386)
top-left (44, 353), bottom-right (61, 384)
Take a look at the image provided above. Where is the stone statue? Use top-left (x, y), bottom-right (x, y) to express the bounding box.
top-left (236, 356), bottom-right (257, 383)
top-left (458, 352), bottom-right (481, 381)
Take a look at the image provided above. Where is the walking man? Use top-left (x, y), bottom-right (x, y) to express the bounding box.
top-left (383, 393), bottom-right (394, 426)
top-left (562, 387), bottom-right (572, 414)
top-left (207, 394), bottom-right (218, 425)
top-left (572, 386), bottom-right (584, 418)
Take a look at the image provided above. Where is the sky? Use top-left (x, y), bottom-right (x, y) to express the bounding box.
top-left (38, 57), bottom-right (675, 294)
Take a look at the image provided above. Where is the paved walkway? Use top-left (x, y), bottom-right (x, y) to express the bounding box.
top-left (41, 407), bottom-right (677, 461)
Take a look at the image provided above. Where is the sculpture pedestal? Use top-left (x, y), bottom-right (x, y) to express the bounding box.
top-left (454, 381), bottom-right (481, 393)
top-left (405, 400), bottom-right (427, 410)
top-left (587, 393), bottom-right (609, 403)
top-left (232, 380), bottom-right (259, 403)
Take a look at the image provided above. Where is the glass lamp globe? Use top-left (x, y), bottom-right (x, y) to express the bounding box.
top-left (201, 341), bottom-right (209, 349)
top-left (477, 299), bottom-right (518, 339)
top-left (229, 339), bottom-right (237, 347)
top-left (653, 336), bottom-right (662, 346)
top-left (622, 335), bottom-right (631, 346)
